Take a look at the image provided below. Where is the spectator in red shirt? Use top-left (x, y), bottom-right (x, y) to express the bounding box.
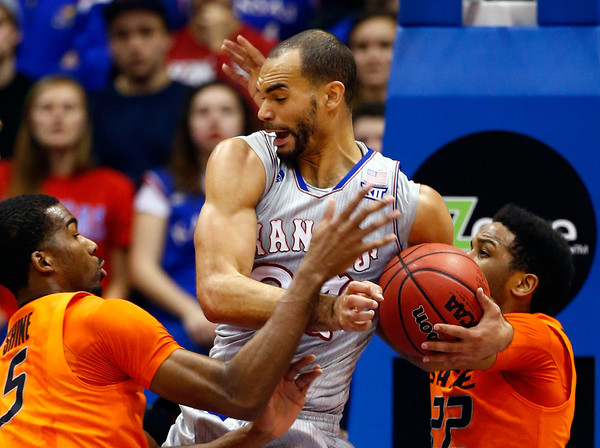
top-left (0, 75), bottom-right (134, 302)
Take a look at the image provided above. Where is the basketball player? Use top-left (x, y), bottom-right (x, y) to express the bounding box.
top-left (164, 30), bottom-right (514, 447)
top-left (419, 204), bottom-right (576, 447)
top-left (0, 190), bottom-right (397, 446)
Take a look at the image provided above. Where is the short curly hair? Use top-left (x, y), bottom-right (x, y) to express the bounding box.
top-left (493, 204), bottom-right (575, 316)
top-left (0, 194), bottom-right (60, 295)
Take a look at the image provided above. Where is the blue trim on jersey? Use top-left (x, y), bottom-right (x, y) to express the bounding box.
top-left (394, 163), bottom-right (404, 252)
top-left (294, 147), bottom-right (375, 192)
top-left (334, 148), bottom-right (374, 190)
top-left (295, 165), bottom-right (309, 191)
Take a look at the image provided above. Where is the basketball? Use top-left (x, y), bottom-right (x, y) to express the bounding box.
top-left (377, 243), bottom-right (489, 357)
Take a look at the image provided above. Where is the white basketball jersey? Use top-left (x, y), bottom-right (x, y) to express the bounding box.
top-left (210, 131), bottom-right (420, 416)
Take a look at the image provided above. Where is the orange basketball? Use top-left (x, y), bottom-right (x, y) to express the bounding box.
top-left (377, 243), bottom-right (489, 357)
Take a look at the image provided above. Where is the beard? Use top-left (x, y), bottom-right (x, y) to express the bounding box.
top-left (267, 99), bottom-right (318, 164)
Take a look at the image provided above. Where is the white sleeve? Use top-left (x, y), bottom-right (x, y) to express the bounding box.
top-left (163, 407), bottom-right (239, 446)
top-left (235, 131), bottom-right (277, 198)
top-left (134, 173), bottom-right (171, 219)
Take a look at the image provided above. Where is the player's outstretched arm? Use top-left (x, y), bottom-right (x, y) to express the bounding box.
top-left (247, 355), bottom-right (322, 442)
top-left (149, 357), bottom-right (322, 448)
top-left (418, 288), bottom-right (514, 371)
top-left (151, 185), bottom-right (399, 420)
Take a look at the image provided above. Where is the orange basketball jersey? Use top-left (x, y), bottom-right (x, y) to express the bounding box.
top-left (0, 292), bottom-right (177, 447)
top-left (429, 313), bottom-right (576, 448)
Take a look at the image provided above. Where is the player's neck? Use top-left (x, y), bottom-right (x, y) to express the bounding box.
top-left (15, 282), bottom-right (58, 309)
top-left (500, 295), bottom-right (532, 314)
top-left (297, 131), bottom-right (362, 189)
top-left (16, 274), bottom-right (93, 309)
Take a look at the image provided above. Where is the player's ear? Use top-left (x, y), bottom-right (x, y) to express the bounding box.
top-left (325, 81), bottom-right (345, 110)
top-left (31, 250), bottom-right (54, 274)
top-left (512, 272), bottom-right (539, 299)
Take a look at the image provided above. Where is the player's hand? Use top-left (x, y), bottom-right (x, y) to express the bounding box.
top-left (300, 185), bottom-right (400, 283)
top-left (182, 307), bottom-right (218, 349)
top-left (335, 281), bottom-right (383, 332)
top-left (250, 355), bottom-right (322, 440)
top-left (419, 288), bottom-right (514, 370)
top-left (222, 35), bottom-right (266, 108)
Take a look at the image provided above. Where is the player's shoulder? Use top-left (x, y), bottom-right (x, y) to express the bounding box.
top-left (215, 135), bottom-right (252, 152)
top-left (362, 146), bottom-right (402, 172)
top-left (506, 312), bottom-right (563, 333)
top-left (204, 133), bottom-right (269, 205)
top-left (211, 132), bottom-right (271, 166)
top-left (505, 312), bottom-right (565, 348)
top-left (506, 312), bottom-right (550, 326)
top-left (372, 150), bottom-right (398, 165)
top-left (71, 296), bottom-right (150, 333)
top-left (235, 130), bottom-right (276, 150)
top-left (101, 297), bottom-right (147, 315)
top-left (65, 293), bottom-right (105, 324)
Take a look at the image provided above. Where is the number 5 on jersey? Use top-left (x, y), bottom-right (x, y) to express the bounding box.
top-left (0, 347), bottom-right (28, 428)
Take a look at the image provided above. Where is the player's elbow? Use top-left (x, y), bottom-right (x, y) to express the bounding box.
top-left (196, 273), bottom-right (232, 323)
top-left (219, 381), bottom-right (268, 420)
top-left (196, 282), bottom-right (220, 323)
top-left (226, 397), bottom-right (267, 421)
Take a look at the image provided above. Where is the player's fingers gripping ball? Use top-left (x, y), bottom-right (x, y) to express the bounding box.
top-left (377, 243), bottom-right (489, 357)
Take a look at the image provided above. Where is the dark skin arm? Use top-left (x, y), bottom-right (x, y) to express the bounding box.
top-left (145, 356), bottom-right (322, 447)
